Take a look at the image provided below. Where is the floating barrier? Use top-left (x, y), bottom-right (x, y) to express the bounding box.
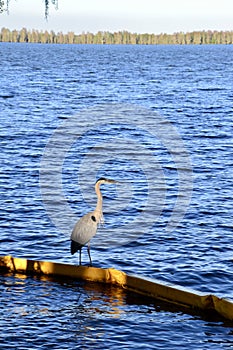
top-left (1, 255), bottom-right (233, 321)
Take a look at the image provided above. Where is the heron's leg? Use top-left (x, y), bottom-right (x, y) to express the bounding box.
top-left (79, 248), bottom-right (82, 266)
top-left (87, 242), bottom-right (92, 267)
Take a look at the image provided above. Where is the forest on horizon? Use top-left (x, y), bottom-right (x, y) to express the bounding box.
top-left (1, 27), bottom-right (233, 45)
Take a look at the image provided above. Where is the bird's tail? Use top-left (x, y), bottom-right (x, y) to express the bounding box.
top-left (71, 240), bottom-right (83, 255)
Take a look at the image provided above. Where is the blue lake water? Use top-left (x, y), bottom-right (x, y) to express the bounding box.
top-left (0, 43), bottom-right (233, 349)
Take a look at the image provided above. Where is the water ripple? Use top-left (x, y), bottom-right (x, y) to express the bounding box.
top-left (0, 43), bottom-right (233, 348)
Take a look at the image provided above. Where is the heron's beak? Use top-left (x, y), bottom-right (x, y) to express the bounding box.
top-left (108, 179), bottom-right (119, 184)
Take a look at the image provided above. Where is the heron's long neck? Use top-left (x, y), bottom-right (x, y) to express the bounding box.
top-left (94, 183), bottom-right (103, 223)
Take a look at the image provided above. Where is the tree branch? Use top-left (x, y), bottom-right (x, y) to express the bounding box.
top-left (0, 0), bottom-right (58, 18)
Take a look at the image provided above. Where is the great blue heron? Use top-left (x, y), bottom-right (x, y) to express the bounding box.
top-left (70, 177), bottom-right (117, 266)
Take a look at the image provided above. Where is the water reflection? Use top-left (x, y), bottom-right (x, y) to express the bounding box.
top-left (1, 273), bottom-right (233, 349)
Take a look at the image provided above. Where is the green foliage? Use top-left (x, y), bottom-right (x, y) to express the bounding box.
top-left (0, 28), bottom-right (233, 45)
top-left (45, 0), bottom-right (58, 18)
top-left (0, 0), bottom-right (58, 17)
top-left (0, 0), bottom-right (5, 13)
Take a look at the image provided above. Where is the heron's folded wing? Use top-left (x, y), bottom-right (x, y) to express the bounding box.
top-left (71, 213), bottom-right (97, 245)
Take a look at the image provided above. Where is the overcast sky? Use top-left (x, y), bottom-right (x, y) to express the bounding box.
top-left (1, 0), bottom-right (233, 34)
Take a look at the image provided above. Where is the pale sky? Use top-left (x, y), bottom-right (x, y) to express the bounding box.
top-left (1, 0), bottom-right (233, 34)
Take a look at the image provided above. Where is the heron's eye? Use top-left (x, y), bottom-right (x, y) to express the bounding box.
top-left (91, 215), bottom-right (96, 222)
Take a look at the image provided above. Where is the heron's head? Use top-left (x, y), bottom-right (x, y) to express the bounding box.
top-left (95, 177), bottom-right (118, 185)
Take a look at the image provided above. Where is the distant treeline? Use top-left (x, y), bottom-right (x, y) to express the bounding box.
top-left (1, 27), bottom-right (233, 45)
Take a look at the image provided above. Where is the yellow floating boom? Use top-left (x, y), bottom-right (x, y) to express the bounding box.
top-left (1, 255), bottom-right (233, 321)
